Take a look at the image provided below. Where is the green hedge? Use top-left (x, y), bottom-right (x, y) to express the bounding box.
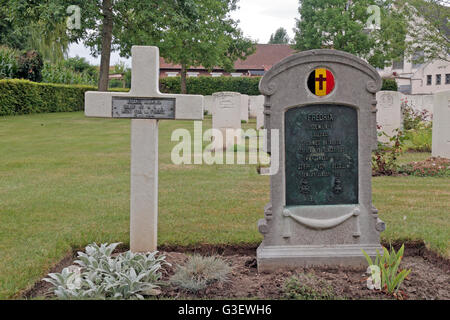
top-left (381, 79), bottom-right (398, 91)
top-left (160, 76), bottom-right (261, 95)
top-left (161, 76), bottom-right (398, 95)
top-left (0, 79), bottom-right (96, 116)
top-left (0, 79), bottom-right (129, 117)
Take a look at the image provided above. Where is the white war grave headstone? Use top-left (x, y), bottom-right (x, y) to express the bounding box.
top-left (211, 92), bottom-right (242, 150)
top-left (85, 46), bottom-right (203, 253)
top-left (375, 91), bottom-right (403, 143)
top-left (432, 90), bottom-right (450, 159)
top-left (203, 95), bottom-right (214, 115)
top-left (257, 50), bottom-right (385, 271)
top-left (240, 94), bottom-right (249, 123)
top-left (249, 95), bottom-right (264, 119)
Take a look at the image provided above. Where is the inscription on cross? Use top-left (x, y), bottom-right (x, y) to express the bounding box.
top-left (85, 46), bottom-right (203, 253)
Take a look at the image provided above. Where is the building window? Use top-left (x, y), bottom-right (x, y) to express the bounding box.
top-left (436, 74), bottom-right (441, 85)
top-left (231, 73), bottom-right (243, 77)
top-left (210, 72), bottom-right (222, 77)
top-left (427, 75), bottom-right (432, 85)
top-left (187, 72), bottom-right (199, 78)
top-left (446, 74), bottom-right (450, 85)
top-left (249, 70), bottom-right (265, 76)
top-left (166, 72), bottom-right (179, 77)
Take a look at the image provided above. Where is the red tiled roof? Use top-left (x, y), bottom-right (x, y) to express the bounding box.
top-left (159, 44), bottom-right (295, 71)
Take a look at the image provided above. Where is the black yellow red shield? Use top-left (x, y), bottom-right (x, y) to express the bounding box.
top-left (307, 68), bottom-right (335, 96)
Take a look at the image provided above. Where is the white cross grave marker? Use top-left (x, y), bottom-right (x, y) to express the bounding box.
top-left (85, 46), bottom-right (203, 253)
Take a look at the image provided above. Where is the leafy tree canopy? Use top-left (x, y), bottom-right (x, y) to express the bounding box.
top-left (269, 27), bottom-right (290, 44)
top-left (399, 0), bottom-right (449, 63)
top-left (293, 0), bottom-right (408, 68)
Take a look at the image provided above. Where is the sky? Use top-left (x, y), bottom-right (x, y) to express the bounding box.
top-left (68, 0), bottom-right (299, 66)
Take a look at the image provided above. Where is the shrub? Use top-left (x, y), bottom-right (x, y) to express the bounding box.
top-left (381, 79), bottom-right (398, 91)
top-left (372, 128), bottom-right (407, 176)
top-left (44, 243), bottom-right (169, 300)
top-left (0, 46), bottom-right (18, 79)
top-left (284, 273), bottom-right (340, 300)
top-left (62, 56), bottom-right (98, 78)
top-left (170, 255), bottom-right (231, 293)
top-left (42, 62), bottom-right (97, 86)
top-left (362, 244), bottom-right (411, 298)
top-left (398, 157), bottom-right (450, 177)
top-left (16, 50), bottom-right (43, 82)
top-left (404, 124), bottom-right (432, 152)
top-left (401, 98), bottom-right (432, 131)
top-left (160, 76), bottom-right (261, 95)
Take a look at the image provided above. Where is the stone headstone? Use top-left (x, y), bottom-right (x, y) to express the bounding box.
top-left (432, 90), bottom-right (450, 159)
top-left (257, 49), bottom-right (384, 271)
top-left (212, 92), bottom-right (242, 150)
top-left (404, 94), bottom-right (434, 115)
top-left (249, 95), bottom-right (264, 118)
top-left (240, 94), bottom-right (249, 123)
top-left (85, 46), bottom-right (203, 253)
top-left (203, 95), bottom-right (214, 115)
top-left (376, 91), bottom-right (403, 143)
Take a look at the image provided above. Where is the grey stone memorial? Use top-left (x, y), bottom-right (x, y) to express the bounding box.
top-left (257, 49), bottom-right (385, 271)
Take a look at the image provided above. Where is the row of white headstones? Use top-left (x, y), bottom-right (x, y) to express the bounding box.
top-left (86, 46), bottom-right (450, 254)
top-left (203, 94), bottom-right (265, 130)
top-left (376, 90), bottom-right (450, 160)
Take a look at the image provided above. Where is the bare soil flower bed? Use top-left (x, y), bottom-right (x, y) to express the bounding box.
top-left (25, 242), bottom-right (449, 300)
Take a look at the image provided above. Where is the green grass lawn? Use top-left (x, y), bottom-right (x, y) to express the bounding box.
top-left (0, 112), bottom-right (448, 299)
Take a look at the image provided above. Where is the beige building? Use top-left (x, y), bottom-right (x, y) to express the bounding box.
top-left (379, 58), bottom-right (450, 94)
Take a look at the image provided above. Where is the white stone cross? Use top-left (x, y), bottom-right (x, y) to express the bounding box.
top-left (85, 46), bottom-right (203, 253)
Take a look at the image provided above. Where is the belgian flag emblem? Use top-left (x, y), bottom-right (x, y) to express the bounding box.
top-left (307, 68), bottom-right (335, 96)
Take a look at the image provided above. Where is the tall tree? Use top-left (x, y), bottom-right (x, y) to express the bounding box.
top-left (400, 0), bottom-right (449, 63)
top-left (156, 0), bottom-right (255, 94)
top-left (0, 0), bottom-right (34, 50)
top-left (293, 0), bottom-right (408, 68)
top-left (8, 1), bottom-right (164, 91)
top-left (269, 27), bottom-right (290, 44)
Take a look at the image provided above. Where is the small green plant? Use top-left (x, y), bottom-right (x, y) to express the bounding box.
top-left (44, 243), bottom-right (169, 300)
top-left (362, 244), bottom-right (411, 297)
top-left (170, 255), bottom-right (231, 293)
top-left (372, 127), bottom-right (407, 176)
top-left (284, 273), bottom-right (340, 300)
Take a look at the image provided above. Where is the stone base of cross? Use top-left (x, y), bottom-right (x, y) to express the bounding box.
top-left (85, 46), bottom-right (203, 253)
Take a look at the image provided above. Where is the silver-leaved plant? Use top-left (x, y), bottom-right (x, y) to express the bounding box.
top-left (44, 243), bottom-right (170, 300)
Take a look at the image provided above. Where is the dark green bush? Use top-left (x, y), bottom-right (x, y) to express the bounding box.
top-left (160, 76), bottom-right (261, 95)
top-left (0, 79), bottom-right (96, 116)
top-left (381, 79), bottom-right (398, 91)
top-left (16, 50), bottom-right (43, 82)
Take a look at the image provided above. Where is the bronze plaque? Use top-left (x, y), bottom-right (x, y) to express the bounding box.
top-left (285, 105), bottom-right (358, 206)
top-left (112, 97), bottom-right (176, 119)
